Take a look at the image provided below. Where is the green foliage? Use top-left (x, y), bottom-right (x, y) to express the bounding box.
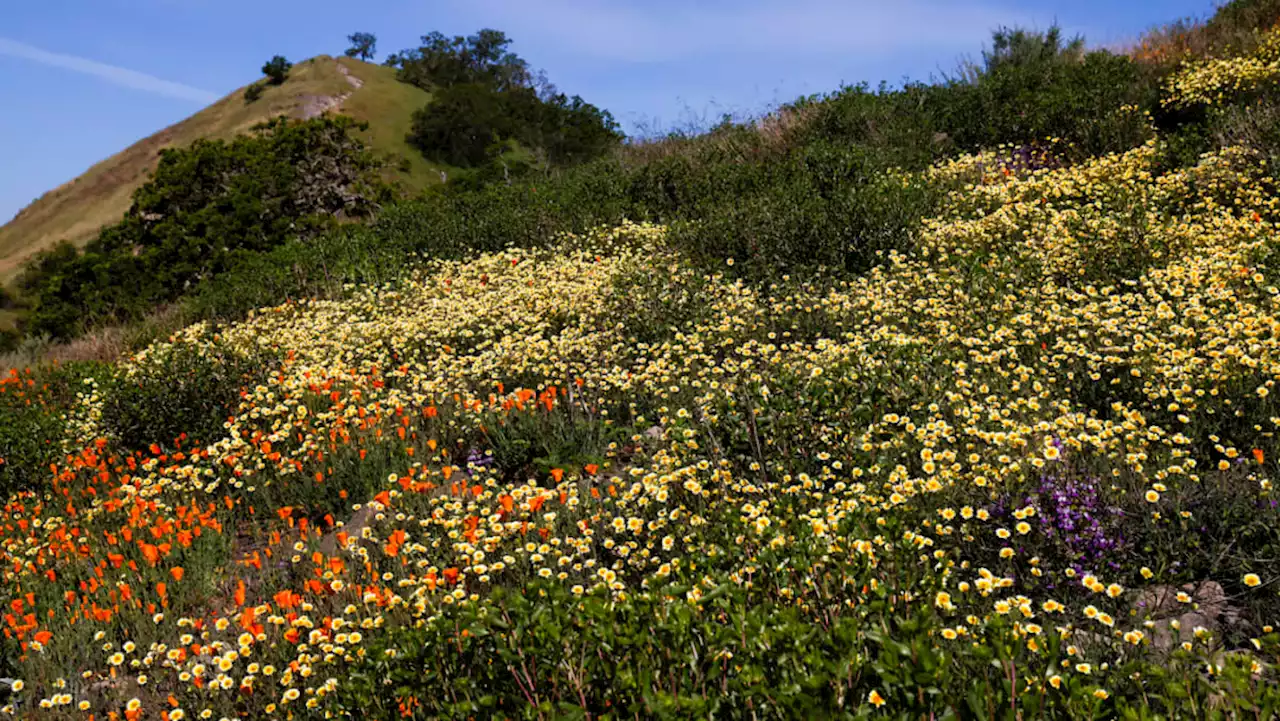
top-left (407, 82), bottom-right (515, 167)
top-left (407, 83), bottom-right (622, 171)
top-left (0, 362), bottom-right (108, 496)
top-left (802, 26), bottom-right (1157, 166)
top-left (18, 116), bottom-right (390, 339)
top-left (388, 29), bottom-right (531, 92)
top-left (955, 36), bottom-right (1158, 157)
top-left (332, 575), bottom-right (1280, 719)
top-left (344, 32), bottom-right (377, 62)
top-left (982, 25), bottom-right (1085, 72)
top-left (393, 28), bottom-right (621, 175)
top-left (526, 92), bottom-right (627, 167)
top-left (243, 81), bottom-right (264, 103)
top-left (262, 55), bottom-right (291, 85)
top-left (99, 335), bottom-right (273, 452)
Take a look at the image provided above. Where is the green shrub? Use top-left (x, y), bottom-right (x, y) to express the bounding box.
top-left (804, 27), bottom-right (1158, 165)
top-left (668, 160), bottom-right (941, 278)
top-left (262, 55), bottom-right (291, 85)
top-left (18, 116), bottom-right (390, 339)
top-left (332, 575), bottom-right (1280, 719)
top-left (949, 28), bottom-right (1159, 158)
top-left (99, 337), bottom-right (275, 452)
top-left (0, 362), bottom-right (108, 496)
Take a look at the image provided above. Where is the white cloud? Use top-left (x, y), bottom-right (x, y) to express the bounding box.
top-left (459, 0), bottom-right (1032, 63)
top-left (0, 37), bottom-right (218, 103)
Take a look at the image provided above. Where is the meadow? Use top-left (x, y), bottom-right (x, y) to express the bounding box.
top-left (6, 7), bottom-right (1280, 720)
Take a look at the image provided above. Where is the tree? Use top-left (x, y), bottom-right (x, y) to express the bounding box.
top-left (407, 83), bottom-right (514, 167)
top-left (535, 93), bottom-right (624, 166)
top-left (345, 32), bottom-right (377, 61)
top-left (389, 29), bottom-right (530, 92)
top-left (392, 27), bottom-right (622, 174)
top-left (262, 55), bottom-right (292, 85)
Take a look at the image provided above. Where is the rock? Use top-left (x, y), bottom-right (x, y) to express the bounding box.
top-left (1134, 581), bottom-right (1242, 655)
top-left (318, 505), bottom-right (375, 557)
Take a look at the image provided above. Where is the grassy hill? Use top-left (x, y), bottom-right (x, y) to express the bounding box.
top-left (0, 55), bottom-right (439, 282)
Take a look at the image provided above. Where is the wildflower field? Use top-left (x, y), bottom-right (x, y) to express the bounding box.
top-left (10, 17), bottom-right (1280, 721)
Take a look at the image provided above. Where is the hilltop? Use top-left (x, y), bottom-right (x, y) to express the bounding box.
top-left (0, 56), bottom-right (438, 282)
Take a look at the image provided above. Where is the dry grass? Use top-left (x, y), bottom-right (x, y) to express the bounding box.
top-left (618, 104), bottom-right (814, 167)
top-left (1124, 1), bottom-right (1280, 69)
top-left (0, 308), bottom-right (17, 333)
top-left (0, 56), bottom-right (440, 284)
top-left (0, 305), bottom-right (189, 371)
top-left (0, 326), bottom-right (126, 371)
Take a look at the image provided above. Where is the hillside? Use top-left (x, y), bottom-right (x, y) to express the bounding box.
top-left (7, 3), bottom-right (1280, 716)
top-left (0, 56), bottom-right (438, 282)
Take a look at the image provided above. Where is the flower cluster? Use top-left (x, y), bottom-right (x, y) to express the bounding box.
top-left (1, 127), bottom-right (1280, 716)
top-left (1164, 26), bottom-right (1280, 107)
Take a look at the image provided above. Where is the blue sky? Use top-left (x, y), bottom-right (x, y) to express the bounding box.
top-left (1, 0), bottom-right (1214, 224)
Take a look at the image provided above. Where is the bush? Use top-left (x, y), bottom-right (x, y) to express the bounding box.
top-left (19, 116), bottom-right (390, 339)
top-left (407, 82), bottom-right (515, 167)
top-left (407, 82), bottom-right (622, 171)
top-left (665, 143), bottom-right (943, 278)
top-left (804, 27), bottom-right (1158, 165)
top-left (0, 362), bottom-right (108, 497)
top-left (949, 28), bottom-right (1159, 157)
top-left (333, 576), bottom-right (1280, 719)
top-left (99, 336), bottom-right (274, 452)
top-left (243, 81), bottom-right (264, 103)
top-left (262, 55), bottom-right (291, 85)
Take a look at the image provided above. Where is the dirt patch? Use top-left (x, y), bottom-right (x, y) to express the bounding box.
top-left (298, 93), bottom-right (350, 119)
top-left (339, 63), bottom-right (364, 89)
top-left (297, 62), bottom-right (363, 120)
top-left (1134, 580), bottom-right (1248, 654)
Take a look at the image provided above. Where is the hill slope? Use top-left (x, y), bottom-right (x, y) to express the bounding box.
top-left (0, 56), bottom-right (437, 282)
